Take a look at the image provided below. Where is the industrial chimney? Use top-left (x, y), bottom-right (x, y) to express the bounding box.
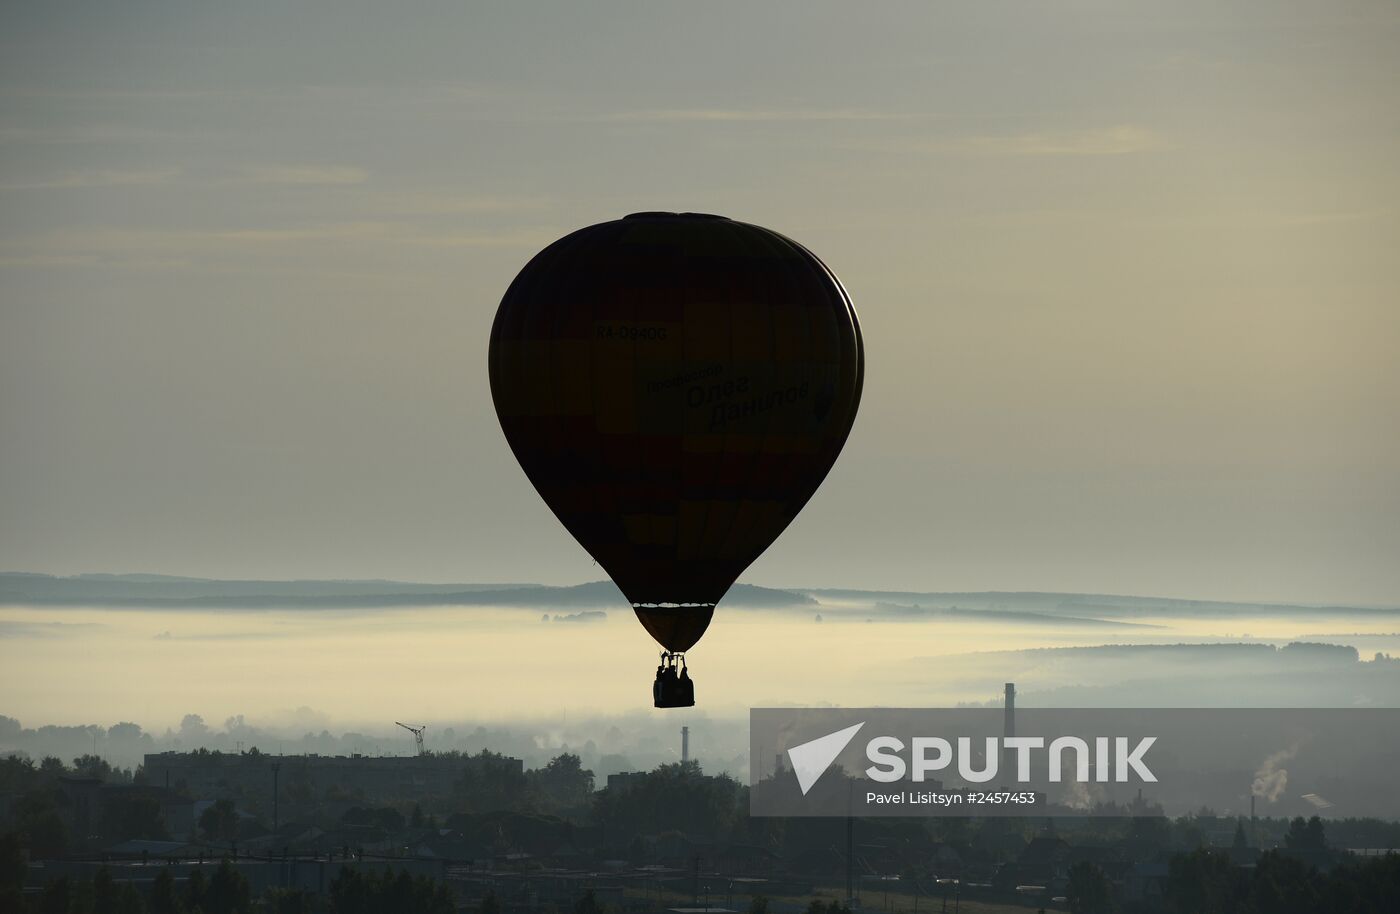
top-left (682, 726), bottom-right (690, 763)
top-left (1003, 683), bottom-right (1016, 786)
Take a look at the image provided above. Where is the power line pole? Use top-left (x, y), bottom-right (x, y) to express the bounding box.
top-left (271, 763), bottom-right (281, 834)
top-left (847, 813), bottom-right (855, 907)
top-left (847, 777), bottom-right (855, 908)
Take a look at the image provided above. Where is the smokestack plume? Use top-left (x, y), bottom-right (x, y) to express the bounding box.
top-left (1251, 746), bottom-right (1296, 803)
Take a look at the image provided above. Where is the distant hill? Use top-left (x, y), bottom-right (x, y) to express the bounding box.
top-left (870, 601), bottom-right (1161, 628)
top-left (794, 588), bottom-right (1400, 618)
top-left (0, 573), bottom-right (814, 609)
top-left (3, 572), bottom-right (1393, 617)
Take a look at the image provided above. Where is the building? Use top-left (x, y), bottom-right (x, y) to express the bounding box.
top-left (143, 750), bottom-right (523, 806)
top-left (51, 777), bottom-right (195, 845)
top-left (604, 772), bottom-right (648, 793)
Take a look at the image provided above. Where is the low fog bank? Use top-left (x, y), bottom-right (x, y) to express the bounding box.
top-left (4, 574), bottom-right (1399, 757)
top-left (5, 643), bottom-right (1398, 779)
top-left (937, 642), bottom-right (1400, 709)
top-left (0, 711), bottom-right (750, 782)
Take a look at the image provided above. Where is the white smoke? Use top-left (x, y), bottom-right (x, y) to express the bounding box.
top-left (1061, 779), bottom-right (1109, 811)
top-left (1251, 746), bottom-right (1298, 803)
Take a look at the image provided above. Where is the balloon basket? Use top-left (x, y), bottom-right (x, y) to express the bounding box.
top-left (653, 652), bottom-right (695, 708)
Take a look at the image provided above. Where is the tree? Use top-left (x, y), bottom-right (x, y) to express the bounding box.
top-left (265, 886), bottom-right (315, 914)
top-left (0, 755), bottom-right (38, 795)
top-left (1127, 814), bottom-right (1171, 853)
top-left (115, 881), bottom-right (147, 914)
top-left (1250, 850), bottom-right (1319, 914)
top-left (0, 832), bottom-right (25, 914)
top-left (73, 754), bottom-right (117, 781)
top-left (102, 793), bottom-right (170, 842)
top-left (593, 761), bottom-right (743, 843)
top-left (456, 750), bottom-right (528, 813)
top-left (328, 866), bottom-right (453, 914)
top-left (1066, 861), bottom-right (1113, 914)
top-left (185, 867), bottom-right (207, 913)
top-left (327, 867), bottom-right (365, 914)
top-left (150, 868), bottom-right (182, 914)
top-left (749, 896), bottom-right (770, 914)
top-left (181, 715), bottom-right (212, 745)
top-left (205, 858), bottom-right (252, 914)
top-left (575, 889), bottom-right (604, 914)
top-left (806, 901), bottom-right (850, 914)
top-left (38, 875), bottom-right (71, 914)
top-left (200, 799), bottom-right (239, 843)
top-left (1284, 816), bottom-right (1327, 851)
top-left (1165, 848), bottom-right (1243, 914)
top-left (93, 866), bottom-right (118, 913)
top-left (528, 753), bottom-right (596, 812)
top-left (15, 787), bottom-right (70, 858)
top-left (482, 890), bottom-right (502, 914)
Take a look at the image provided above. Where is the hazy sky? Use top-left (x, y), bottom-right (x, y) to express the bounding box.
top-left (2, 2), bottom-right (1397, 604)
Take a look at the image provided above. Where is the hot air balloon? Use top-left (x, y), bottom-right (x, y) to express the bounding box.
top-left (489, 212), bottom-right (863, 707)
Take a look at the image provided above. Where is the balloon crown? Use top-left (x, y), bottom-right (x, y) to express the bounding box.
top-left (623, 211), bottom-right (729, 221)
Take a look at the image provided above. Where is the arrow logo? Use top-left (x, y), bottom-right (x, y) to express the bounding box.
top-left (787, 722), bottom-right (865, 795)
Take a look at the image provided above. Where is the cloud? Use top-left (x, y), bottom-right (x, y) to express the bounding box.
top-left (842, 125), bottom-right (1161, 158)
top-left (151, 631), bottom-right (294, 642)
top-left (405, 227), bottom-right (562, 248)
top-left (603, 108), bottom-right (931, 123)
top-left (4, 223), bottom-right (401, 255)
top-left (1275, 210), bottom-right (1374, 227)
top-left (202, 222), bottom-right (556, 249)
top-left (375, 191), bottom-right (552, 216)
top-left (0, 253), bottom-right (195, 272)
top-left (957, 126), bottom-right (1160, 157)
top-left (0, 125), bottom-right (192, 145)
top-left (205, 221), bottom-right (399, 243)
top-left (0, 621), bottom-right (102, 638)
top-left (234, 165), bottom-right (370, 185)
top-left (0, 86), bottom-right (237, 101)
top-left (0, 164), bottom-right (371, 192)
top-left (0, 168), bottom-right (182, 191)
top-left (0, 220), bottom-right (560, 272)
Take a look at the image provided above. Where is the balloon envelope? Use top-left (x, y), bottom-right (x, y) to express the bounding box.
top-left (489, 213), bottom-right (863, 652)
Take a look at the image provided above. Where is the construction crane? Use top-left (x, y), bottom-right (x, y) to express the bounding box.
top-left (395, 721), bottom-right (426, 756)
